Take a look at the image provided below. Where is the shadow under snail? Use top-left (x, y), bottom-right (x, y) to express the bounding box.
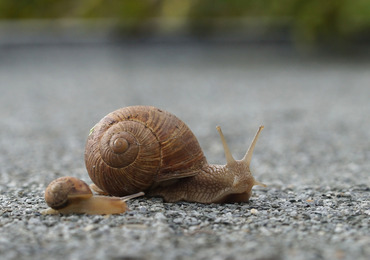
top-left (43, 105), bottom-right (266, 214)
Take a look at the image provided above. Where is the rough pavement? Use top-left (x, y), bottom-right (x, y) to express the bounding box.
top-left (0, 44), bottom-right (369, 260)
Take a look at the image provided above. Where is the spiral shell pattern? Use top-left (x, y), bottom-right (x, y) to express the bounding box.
top-left (45, 176), bottom-right (92, 209)
top-left (85, 106), bottom-right (207, 196)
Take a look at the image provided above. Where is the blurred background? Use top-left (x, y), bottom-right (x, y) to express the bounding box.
top-left (1, 0), bottom-right (369, 185)
top-left (0, 0), bottom-right (370, 47)
top-left (1, 2), bottom-right (370, 260)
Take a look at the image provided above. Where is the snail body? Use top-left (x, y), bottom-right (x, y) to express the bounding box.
top-left (85, 106), bottom-right (266, 203)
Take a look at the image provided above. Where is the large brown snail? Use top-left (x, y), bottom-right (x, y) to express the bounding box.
top-left (43, 106), bottom-right (266, 214)
top-left (85, 105), bottom-right (266, 204)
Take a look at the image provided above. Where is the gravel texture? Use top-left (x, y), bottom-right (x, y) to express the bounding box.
top-left (0, 44), bottom-right (369, 260)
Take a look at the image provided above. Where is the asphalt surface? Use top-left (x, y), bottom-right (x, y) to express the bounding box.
top-left (0, 43), bottom-right (369, 260)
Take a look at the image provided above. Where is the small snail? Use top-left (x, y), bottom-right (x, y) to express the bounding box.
top-left (85, 106), bottom-right (266, 203)
top-left (42, 176), bottom-right (144, 215)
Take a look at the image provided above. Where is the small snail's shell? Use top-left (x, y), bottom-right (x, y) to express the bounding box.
top-left (45, 176), bottom-right (92, 209)
top-left (85, 106), bottom-right (207, 196)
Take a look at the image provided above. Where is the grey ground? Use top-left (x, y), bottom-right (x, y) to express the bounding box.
top-left (0, 43), bottom-right (369, 260)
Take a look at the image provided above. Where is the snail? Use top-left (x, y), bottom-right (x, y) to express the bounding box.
top-left (42, 176), bottom-right (144, 215)
top-left (85, 106), bottom-right (266, 203)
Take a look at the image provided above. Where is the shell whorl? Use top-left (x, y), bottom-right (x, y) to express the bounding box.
top-left (99, 122), bottom-right (142, 168)
top-left (85, 106), bottom-right (207, 197)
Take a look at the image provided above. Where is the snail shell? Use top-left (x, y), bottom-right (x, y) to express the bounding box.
top-left (85, 106), bottom-right (207, 197)
top-left (44, 176), bottom-right (92, 209)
